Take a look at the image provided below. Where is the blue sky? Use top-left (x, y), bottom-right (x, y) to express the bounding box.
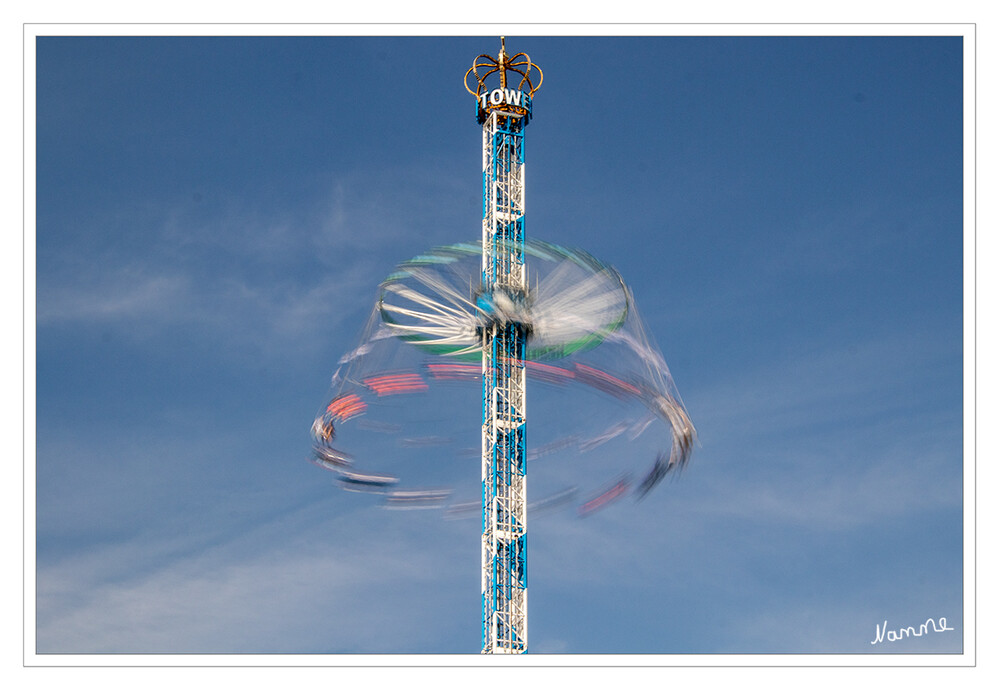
top-left (30, 30), bottom-right (968, 658)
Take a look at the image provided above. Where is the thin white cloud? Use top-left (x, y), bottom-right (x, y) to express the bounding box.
top-left (696, 325), bottom-right (959, 441)
top-left (36, 159), bottom-right (475, 367)
top-left (36, 499), bottom-right (476, 653)
top-left (711, 445), bottom-right (946, 528)
top-left (36, 270), bottom-right (192, 323)
top-left (35, 242), bottom-right (377, 365)
top-left (312, 160), bottom-right (474, 255)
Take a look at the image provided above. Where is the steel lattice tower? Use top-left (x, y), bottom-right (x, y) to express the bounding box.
top-left (465, 39), bottom-right (542, 654)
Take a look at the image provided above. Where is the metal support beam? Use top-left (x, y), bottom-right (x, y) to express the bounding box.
top-left (481, 109), bottom-right (528, 654)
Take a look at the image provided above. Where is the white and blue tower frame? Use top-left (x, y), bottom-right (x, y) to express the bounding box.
top-left (465, 39), bottom-right (542, 655)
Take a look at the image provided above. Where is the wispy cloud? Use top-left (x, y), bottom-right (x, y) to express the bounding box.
top-left (37, 269), bottom-right (191, 323)
top-left (36, 498), bottom-right (477, 653)
top-left (37, 160), bottom-right (476, 365)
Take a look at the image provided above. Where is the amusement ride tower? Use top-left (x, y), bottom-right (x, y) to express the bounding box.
top-left (464, 38), bottom-right (542, 654)
top-left (311, 38), bottom-right (695, 654)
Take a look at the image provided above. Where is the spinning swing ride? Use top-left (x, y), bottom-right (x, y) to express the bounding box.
top-left (310, 38), bottom-right (695, 654)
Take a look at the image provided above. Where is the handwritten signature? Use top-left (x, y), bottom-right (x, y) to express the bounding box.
top-left (871, 617), bottom-right (954, 645)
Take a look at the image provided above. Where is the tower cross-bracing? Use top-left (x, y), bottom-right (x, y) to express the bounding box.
top-left (465, 38), bottom-right (542, 654)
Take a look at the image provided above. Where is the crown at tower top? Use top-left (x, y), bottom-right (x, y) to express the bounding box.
top-left (465, 37), bottom-right (543, 124)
